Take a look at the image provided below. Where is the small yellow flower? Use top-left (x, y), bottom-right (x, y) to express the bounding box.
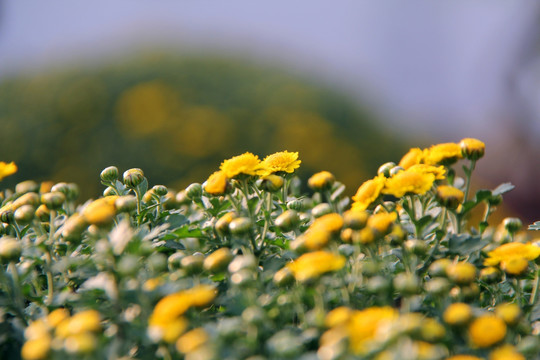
top-left (423, 142), bottom-right (463, 165)
top-left (308, 171), bottom-right (335, 190)
top-left (484, 242), bottom-right (540, 266)
top-left (495, 303), bottom-right (521, 326)
top-left (81, 198), bottom-right (117, 226)
top-left (501, 257), bottom-right (529, 276)
top-left (143, 277), bottom-right (164, 292)
top-left (446, 262), bottom-right (476, 285)
top-left (382, 170), bottom-right (435, 198)
top-left (325, 306), bottom-right (353, 328)
top-left (0, 161), bottom-right (17, 181)
top-left (66, 310), bottom-right (102, 335)
top-left (460, 138), bottom-right (485, 161)
top-left (420, 318), bottom-right (446, 342)
top-left (203, 247), bottom-right (233, 273)
top-left (220, 152), bottom-right (261, 178)
top-left (258, 151), bottom-right (301, 177)
top-left (399, 148), bottom-right (424, 169)
top-left (311, 213), bottom-right (344, 234)
top-left (367, 212), bottom-right (397, 235)
top-left (408, 164), bottom-right (446, 180)
top-left (443, 303), bottom-right (472, 326)
top-left (21, 335), bottom-right (52, 360)
top-left (287, 251), bottom-right (346, 282)
top-left (46, 308), bottom-right (70, 328)
top-left (489, 345), bottom-right (525, 360)
top-left (351, 174), bottom-right (386, 211)
top-left (204, 170), bottom-right (228, 195)
top-left (436, 185), bottom-right (464, 209)
top-left (176, 327), bottom-right (209, 354)
top-left (301, 228), bottom-right (332, 250)
top-left (347, 306), bottom-right (398, 354)
top-left (64, 333), bottom-right (97, 354)
top-left (469, 314), bottom-right (506, 348)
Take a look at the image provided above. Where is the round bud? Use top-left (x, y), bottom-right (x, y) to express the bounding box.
top-left (51, 182), bottom-right (70, 196)
top-left (115, 195), bottom-right (137, 213)
top-left (389, 166), bottom-right (405, 176)
top-left (287, 198), bottom-right (312, 212)
top-left (342, 209), bottom-right (369, 230)
top-left (203, 248), bottom-right (233, 273)
top-left (393, 273), bottom-right (421, 296)
top-left (436, 185), bottom-right (464, 209)
top-left (446, 262), bottom-right (476, 285)
top-left (142, 189), bottom-right (157, 204)
top-left (311, 203), bottom-right (332, 218)
top-left (215, 212), bottom-right (237, 236)
top-left (62, 213), bottom-right (88, 243)
top-left (488, 194), bottom-right (503, 206)
top-left (100, 166), bottom-right (119, 182)
top-left (0, 237), bottom-right (22, 263)
top-left (175, 190), bottom-right (190, 205)
top-left (479, 266), bottom-right (501, 283)
top-left (360, 260), bottom-right (380, 277)
top-left (41, 191), bottom-right (66, 210)
top-left (308, 171), bottom-right (335, 191)
top-left (66, 183), bottom-right (80, 201)
top-left (275, 210), bottom-right (300, 232)
top-left (122, 168), bottom-right (144, 188)
top-left (503, 217), bottom-right (522, 233)
top-left (185, 183), bottom-right (202, 200)
top-left (14, 205), bottom-right (35, 225)
top-left (404, 239), bottom-right (428, 256)
top-left (425, 278), bottom-right (451, 296)
top-left (168, 252), bottom-right (185, 271)
top-left (460, 138), bottom-right (485, 161)
top-left (162, 191), bottom-right (178, 210)
top-left (259, 175), bottom-right (284, 192)
top-left (229, 217), bottom-right (252, 235)
top-left (152, 185), bottom-right (168, 197)
top-left (103, 187), bottom-right (117, 197)
top-left (428, 259), bottom-right (452, 278)
top-left (377, 162), bottom-right (396, 177)
top-left (12, 192), bottom-right (40, 209)
top-left (181, 253), bottom-right (205, 275)
top-left (15, 180), bottom-right (39, 195)
top-left (35, 204), bottom-right (50, 222)
top-left (0, 206), bottom-right (14, 223)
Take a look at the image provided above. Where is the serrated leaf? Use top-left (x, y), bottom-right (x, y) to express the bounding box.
top-left (171, 225), bottom-right (205, 239)
top-left (529, 221), bottom-right (540, 231)
top-left (160, 214), bottom-right (188, 229)
top-left (492, 182), bottom-right (515, 196)
top-left (448, 234), bottom-right (487, 254)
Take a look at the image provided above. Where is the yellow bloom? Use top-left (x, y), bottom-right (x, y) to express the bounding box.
top-left (311, 213), bottom-right (344, 234)
top-left (220, 152), bottom-right (261, 178)
top-left (66, 310), bottom-right (102, 335)
top-left (287, 251), bottom-right (346, 282)
top-left (64, 333), bottom-right (97, 354)
top-left (469, 315), bottom-right (506, 348)
top-left (436, 185), bottom-right (464, 209)
top-left (301, 228), bottom-right (332, 250)
top-left (176, 327), bottom-right (209, 354)
top-left (150, 285), bottom-right (217, 324)
top-left (443, 303), bottom-right (472, 326)
top-left (408, 164), bottom-right (446, 180)
top-left (325, 306), bottom-right (353, 328)
top-left (501, 257), bottom-right (529, 276)
top-left (46, 308), bottom-right (70, 328)
top-left (367, 212), bottom-right (397, 235)
top-left (21, 335), bottom-right (52, 360)
top-left (446, 262), bottom-right (476, 285)
top-left (351, 174), bottom-right (386, 211)
top-left (495, 303), bottom-right (521, 326)
top-left (484, 242), bottom-right (540, 266)
top-left (423, 142), bottom-right (463, 165)
top-left (204, 170), bottom-right (228, 195)
top-left (0, 161), bottom-right (17, 181)
top-left (347, 306), bottom-right (398, 354)
top-left (81, 198), bottom-right (117, 226)
top-left (308, 171), bottom-right (335, 190)
top-left (460, 138), bottom-right (485, 161)
top-left (382, 170), bottom-right (435, 198)
top-left (399, 148), bottom-right (424, 169)
top-left (489, 345), bottom-right (525, 360)
top-left (342, 209), bottom-right (369, 229)
top-left (258, 151), bottom-right (301, 177)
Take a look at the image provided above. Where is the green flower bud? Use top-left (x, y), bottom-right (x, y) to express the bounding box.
top-left (35, 204), bottom-right (50, 222)
top-left (162, 192), bottom-right (178, 210)
top-left (15, 180), bottom-right (39, 195)
top-left (273, 267), bottom-right (295, 287)
top-left (0, 206), bottom-right (14, 223)
top-left (14, 205), bottom-right (35, 225)
top-left (405, 239), bottom-right (428, 256)
top-left (152, 185), bottom-right (168, 197)
top-left (123, 168), bottom-right (144, 188)
top-left (41, 191), bottom-right (66, 210)
top-left (142, 189), bottom-right (157, 204)
top-left (0, 237), bottom-right (22, 263)
top-left (103, 187), bottom-right (117, 197)
top-left (287, 198), bottom-right (312, 212)
top-left (229, 217), bottom-right (252, 235)
top-left (115, 195), bottom-right (137, 213)
top-left (428, 259), bottom-right (452, 278)
top-left (51, 182), bottom-right (70, 196)
top-left (117, 255), bottom-right (140, 276)
top-left (425, 278), bottom-right (451, 296)
top-left (393, 272), bottom-right (421, 296)
top-left (61, 213), bottom-right (88, 243)
top-left (377, 162), bottom-right (396, 177)
top-left (343, 209), bottom-right (369, 230)
top-left (203, 248), bottom-right (233, 273)
top-left (311, 203), bottom-right (332, 218)
top-left (488, 194), bottom-right (503, 206)
top-left (479, 266), bottom-right (501, 283)
top-left (168, 252), bottom-right (186, 271)
top-left (367, 276), bottom-right (391, 294)
top-left (67, 183), bottom-right (79, 200)
top-left (258, 175), bottom-right (284, 192)
top-left (175, 190), bottom-right (190, 205)
top-left (185, 183), bottom-right (202, 200)
top-left (13, 192), bottom-right (40, 209)
top-left (100, 166), bottom-right (119, 182)
top-left (360, 260), bottom-right (380, 277)
top-left (215, 212), bottom-right (237, 236)
top-left (147, 253), bottom-right (167, 273)
top-left (503, 217), bottom-right (522, 233)
top-left (180, 253), bottom-right (205, 274)
top-left (275, 210), bottom-right (300, 232)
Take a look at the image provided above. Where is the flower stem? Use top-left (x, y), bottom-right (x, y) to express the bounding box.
top-left (464, 159), bottom-right (476, 201)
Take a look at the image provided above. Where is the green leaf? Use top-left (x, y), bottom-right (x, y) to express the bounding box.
top-left (530, 298), bottom-right (540, 321)
top-left (492, 182), bottom-right (515, 196)
top-left (161, 240), bottom-right (185, 250)
top-left (160, 214), bottom-right (188, 228)
top-left (460, 200), bottom-right (477, 215)
top-left (448, 234), bottom-right (487, 255)
top-left (171, 225), bottom-right (206, 239)
top-left (529, 221), bottom-right (540, 231)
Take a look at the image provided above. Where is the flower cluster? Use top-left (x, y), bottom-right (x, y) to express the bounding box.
top-left (2, 138), bottom-right (540, 360)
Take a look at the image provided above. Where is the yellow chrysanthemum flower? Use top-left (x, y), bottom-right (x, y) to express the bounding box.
top-left (367, 212), bottom-right (397, 235)
top-left (469, 315), bottom-right (506, 348)
top-left (21, 335), bottom-right (52, 360)
top-left (407, 164), bottom-right (446, 180)
top-left (443, 303), bottom-right (472, 326)
top-left (204, 170), bottom-right (228, 195)
top-left (310, 213), bottom-right (344, 234)
top-left (81, 197), bottom-right (118, 226)
top-left (347, 306), bottom-right (398, 354)
top-left (351, 174), bottom-right (386, 211)
top-left (489, 345), bottom-right (525, 360)
top-left (0, 161), bottom-right (17, 181)
top-left (446, 262), bottom-right (476, 285)
top-left (399, 148), bottom-right (424, 169)
top-left (308, 171), bottom-right (335, 190)
top-left (220, 152), bottom-right (261, 178)
top-left (301, 228), bottom-right (332, 250)
top-left (423, 142), bottom-right (463, 165)
top-left (382, 170), bottom-right (435, 198)
top-left (176, 328), bottom-right (209, 354)
top-left (484, 242), bottom-right (540, 266)
top-left (460, 138), bottom-right (485, 161)
top-left (325, 307), bottom-right (353, 328)
top-left (501, 257), bottom-right (529, 276)
top-left (287, 251), bottom-right (346, 282)
top-left (495, 303), bottom-right (521, 326)
top-left (258, 151), bottom-right (301, 177)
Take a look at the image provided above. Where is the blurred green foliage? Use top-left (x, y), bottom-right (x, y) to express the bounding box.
top-left (0, 53), bottom-right (407, 199)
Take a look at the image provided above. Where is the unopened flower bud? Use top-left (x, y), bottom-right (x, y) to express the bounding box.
top-left (103, 187), bottom-right (117, 197)
top-left (428, 259), bottom-right (452, 278)
top-left (100, 166), bottom-right (119, 182)
top-left (405, 239), bottom-right (427, 256)
top-left (503, 217), bottom-right (522, 234)
top-left (287, 198), bottom-right (312, 212)
top-left (436, 185), bottom-right (464, 209)
top-left (185, 183), bottom-right (202, 200)
top-left (389, 166), bottom-right (405, 176)
top-left (152, 185), bottom-right (168, 197)
top-left (35, 204), bottom-right (50, 222)
top-left (13, 192), bottom-right (40, 209)
top-left (123, 168), bottom-right (144, 188)
top-left (215, 212), bottom-right (237, 236)
top-left (425, 278), bottom-right (451, 296)
top-left (0, 205), bottom-right (14, 223)
top-left (62, 213), bottom-right (88, 243)
top-left (176, 190), bottom-right (190, 205)
top-left (162, 191), bottom-right (178, 210)
top-left (181, 253), bottom-right (205, 275)
top-left (308, 171), bottom-right (335, 191)
top-left (203, 248), bottom-right (233, 273)
top-left (460, 138), bottom-right (485, 161)
top-left (115, 195), bottom-right (137, 213)
top-left (488, 194), bottom-right (503, 206)
top-left (446, 262), bottom-right (476, 285)
top-left (275, 210), bottom-right (300, 232)
top-left (142, 189), bottom-right (157, 204)
top-left (15, 180), bottom-right (39, 195)
top-left (229, 217), bottom-right (252, 235)
top-left (0, 237), bottom-right (22, 263)
top-left (41, 191), bottom-right (66, 210)
top-left (479, 266), bottom-right (501, 283)
top-left (259, 175), bottom-right (284, 192)
top-left (377, 162), bottom-right (396, 177)
top-left (168, 252), bottom-right (186, 271)
top-left (393, 272), bottom-right (421, 295)
top-left (14, 205), bottom-right (35, 225)
top-left (311, 203), bottom-right (332, 218)
top-left (342, 209), bottom-right (369, 230)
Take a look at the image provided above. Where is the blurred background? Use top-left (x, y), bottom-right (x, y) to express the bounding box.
top-left (1, 1), bottom-right (540, 223)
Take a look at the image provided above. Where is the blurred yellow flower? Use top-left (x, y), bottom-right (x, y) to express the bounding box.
top-left (287, 251), bottom-right (345, 282)
top-left (443, 303), bottom-right (472, 326)
top-left (0, 161), bottom-right (17, 181)
top-left (176, 327), bottom-right (209, 354)
top-left (325, 307), bottom-right (353, 328)
top-left (351, 174), bottom-right (386, 211)
top-left (489, 345), bottom-right (525, 360)
top-left (447, 356), bottom-right (483, 360)
top-left (495, 303), bottom-right (521, 326)
top-left (258, 151), bottom-right (301, 176)
top-left (220, 152), bottom-right (261, 178)
top-left (21, 335), bottom-right (52, 360)
top-left (308, 170), bottom-right (335, 190)
top-left (408, 164), bottom-right (446, 180)
top-left (367, 212), bottom-right (397, 234)
top-left (399, 148), bottom-right (424, 169)
top-left (311, 213), bottom-right (344, 234)
top-left (446, 262), bottom-right (476, 285)
top-left (347, 306), bottom-right (398, 354)
top-left (436, 185), bottom-right (464, 209)
top-left (423, 142), bottom-right (463, 165)
top-left (302, 228), bottom-right (332, 250)
top-left (484, 242), bottom-right (540, 267)
top-left (501, 257), bottom-right (529, 276)
top-left (469, 315), bottom-right (506, 348)
top-left (204, 170), bottom-right (228, 195)
top-left (382, 170), bottom-right (435, 198)
top-left (81, 197), bottom-right (118, 226)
